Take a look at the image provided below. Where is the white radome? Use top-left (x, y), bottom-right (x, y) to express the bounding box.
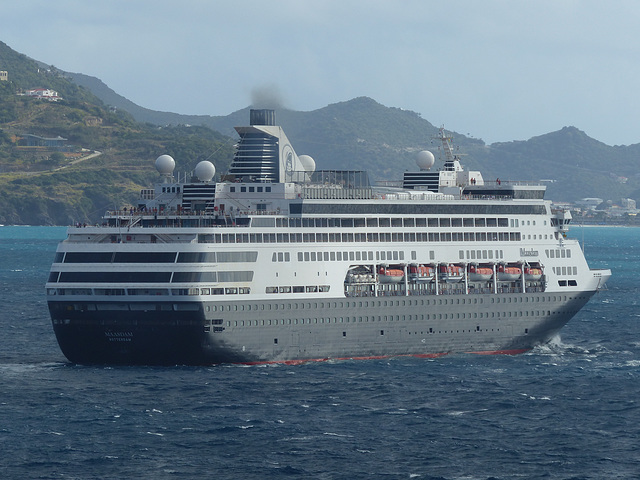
top-left (155, 154), bottom-right (176, 175)
top-left (416, 150), bottom-right (435, 170)
top-left (195, 161), bottom-right (216, 182)
top-left (299, 154), bottom-right (316, 173)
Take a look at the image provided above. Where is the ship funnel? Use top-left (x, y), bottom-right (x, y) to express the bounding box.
top-left (250, 109), bottom-right (276, 126)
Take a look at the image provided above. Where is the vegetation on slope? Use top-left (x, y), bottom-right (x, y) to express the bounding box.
top-left (0, 41), bottom-right (234, 225)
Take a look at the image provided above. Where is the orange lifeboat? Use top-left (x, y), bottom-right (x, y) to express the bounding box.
top-left (378, 266), bottom-right (405, 284)
top-left (468, 264), bottom-right (493, 282)
top-left (439, 264), bottom-right (464, 283)
top-left (497, 264), bottom-right (522, 281)
top-left (524, 267), bottom-right (543, 281)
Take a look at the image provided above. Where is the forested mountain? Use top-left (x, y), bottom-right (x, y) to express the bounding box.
top-left (0, 42), bottom-right (233, 225)
top-left (71, 72), bottom-right (640, 204)
top-left (1, 41), bottom-right (639, 225)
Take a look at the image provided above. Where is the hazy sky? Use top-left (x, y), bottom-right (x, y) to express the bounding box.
top-left (3, 1), bottom-right (640, 145)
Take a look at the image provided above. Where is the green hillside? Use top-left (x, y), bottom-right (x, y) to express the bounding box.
top-left (0, 42), bottom-right (234, 225)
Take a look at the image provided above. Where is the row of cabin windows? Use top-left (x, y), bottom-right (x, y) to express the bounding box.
top-left (51, 291), bottom-right (588, 308)
top-left (199, 231), bottom-right (521, 244)
top-left (553, 266), bottom-right (578, 276)
top-left (546, 249), bottom-right (572, 258)
top-left (48, 287), bottom-right (251, 296)
top-left (513, 219), bottom-right (545, 227)
top-left (226, 306), bottom-right (569, 329)
top-left (459, 249), bottom-right (505, 260)
top-left (274, 216), bottom-right (511, 228)
top-left (273, 250), bottom-right (413, 263)
top-left (229, 186), bottom-right (272, 193)
top-left (48, 270), bottom-right (253, 283)
top-left (265, 285), bottom-right (331, 294)
top-left (272, 252), bottom-right (291, 262)
top-left (296, 250), bottom-right (404, 263)
top-left (284, 248), bottom-right (521, 264)
top-left (58, 251), bottom-right (258, 264)
top-left (205, 293), bottom-right (587, 313)
top-left (277, 249), bottom-right (509, 263)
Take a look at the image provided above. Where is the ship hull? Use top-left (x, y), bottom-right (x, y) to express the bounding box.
top-left (49, 290), bottom-right (595, 365)
top-left (45, 115), bottom-right (612, 366)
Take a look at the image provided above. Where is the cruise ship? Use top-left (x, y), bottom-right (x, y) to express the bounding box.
top-left (46, 109), bottom-right (611, 365)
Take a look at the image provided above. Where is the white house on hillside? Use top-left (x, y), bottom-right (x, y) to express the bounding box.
top-left (25, 88), bottom-right (62, 101)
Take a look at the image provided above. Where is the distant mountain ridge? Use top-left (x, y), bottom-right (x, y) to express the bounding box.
top-left (70, 72), bottom-right (640, 203)
top-left (1, 40), bottom-right (639, 225)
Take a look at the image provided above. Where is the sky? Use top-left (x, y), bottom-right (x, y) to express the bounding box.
top-left (3, 0), bottom-right (640, 146)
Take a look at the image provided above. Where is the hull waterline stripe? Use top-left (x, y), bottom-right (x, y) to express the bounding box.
top-left (239, 350), bottom-right (529, 366)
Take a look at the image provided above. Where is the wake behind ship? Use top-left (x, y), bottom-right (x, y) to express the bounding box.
top-left (46, 109), bottom-right (611, 365)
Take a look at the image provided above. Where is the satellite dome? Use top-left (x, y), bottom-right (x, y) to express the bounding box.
top-left (299, 154), bottom-right (316, 173)
top-left (416, 150), bottom-right (435, 170)
top-left (155, 154), bottom-right (175, 175)
top-left (195, 161), bottom-right (216, 182)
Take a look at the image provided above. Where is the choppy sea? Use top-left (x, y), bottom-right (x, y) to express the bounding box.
top-left (0, 226), bottom-right (637, 479)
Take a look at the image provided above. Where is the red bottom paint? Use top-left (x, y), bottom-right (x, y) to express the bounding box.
top-left (241, 349), bottom-right (528, 366)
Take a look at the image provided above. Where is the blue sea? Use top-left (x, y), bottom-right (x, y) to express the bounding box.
top-left (0, 226), bottom-right (637, 479)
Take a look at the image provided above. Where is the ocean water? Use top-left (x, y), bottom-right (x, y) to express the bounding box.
top-left (0, 226), bottom-right (637, 479)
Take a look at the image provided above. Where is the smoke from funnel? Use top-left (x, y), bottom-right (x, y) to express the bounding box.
top-left (251, 84), bottom-right (286, 109)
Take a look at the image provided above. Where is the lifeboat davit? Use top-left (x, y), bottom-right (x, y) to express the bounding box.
top-left (408, 264), bottom-right (434, 283)
top-left (497, 265), bottom-right (522, 281)
top-left (346, 267), bottom-right (375, 284)
top-left (378, 266), bottom-right (405, 283)
top-left (524, 267), bottom-right (543, 281)
top-left (438, 264), bottom-right (464, 283)
top-left (468, 264), bottom-right (493, 282)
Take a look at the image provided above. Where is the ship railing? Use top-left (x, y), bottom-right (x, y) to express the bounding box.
top-left (489, 180), bottom-right (544, 186)
top-left (372, 192), bottom-right (457, 201)
top-left (299, 186), bottom-right (373, 200)
top-left (461, 194), bottom-right (517, 201)
top-left (94, 210), bottom-right (285, 229)
top-left (291, 169), bottom-right (372, 187)
top-left (375, 181), bottom-right (403, 188)
top-left (369, 193), bottom-right (537, 202)
top-left (376, 180), bottom-right (542, 189)
top-left (104, 209), bottom-right (281, 217)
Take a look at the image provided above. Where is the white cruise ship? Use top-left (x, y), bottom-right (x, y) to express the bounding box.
top-left (46, 109), bottom-right (611, 365)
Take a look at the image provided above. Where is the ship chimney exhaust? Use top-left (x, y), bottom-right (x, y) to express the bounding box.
top-left (250, 109), bottom-right (276, 126)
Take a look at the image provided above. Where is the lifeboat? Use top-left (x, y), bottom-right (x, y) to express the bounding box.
top-left (468, 264), bottom-right (493, 282)
top-left (497, 264), bottom-right (522, 281)
top-left (438, 264), bottom-right (464, 283)
top-left (408, 264), bottom-right (434, 283)
top-left (524, 266), bottom-right (543, 281)
top-left (378, 266), bottom-right (405, 283)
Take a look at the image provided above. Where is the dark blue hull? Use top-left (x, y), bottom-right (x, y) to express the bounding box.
top-left (49, 301), bottom-right (250, 365)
